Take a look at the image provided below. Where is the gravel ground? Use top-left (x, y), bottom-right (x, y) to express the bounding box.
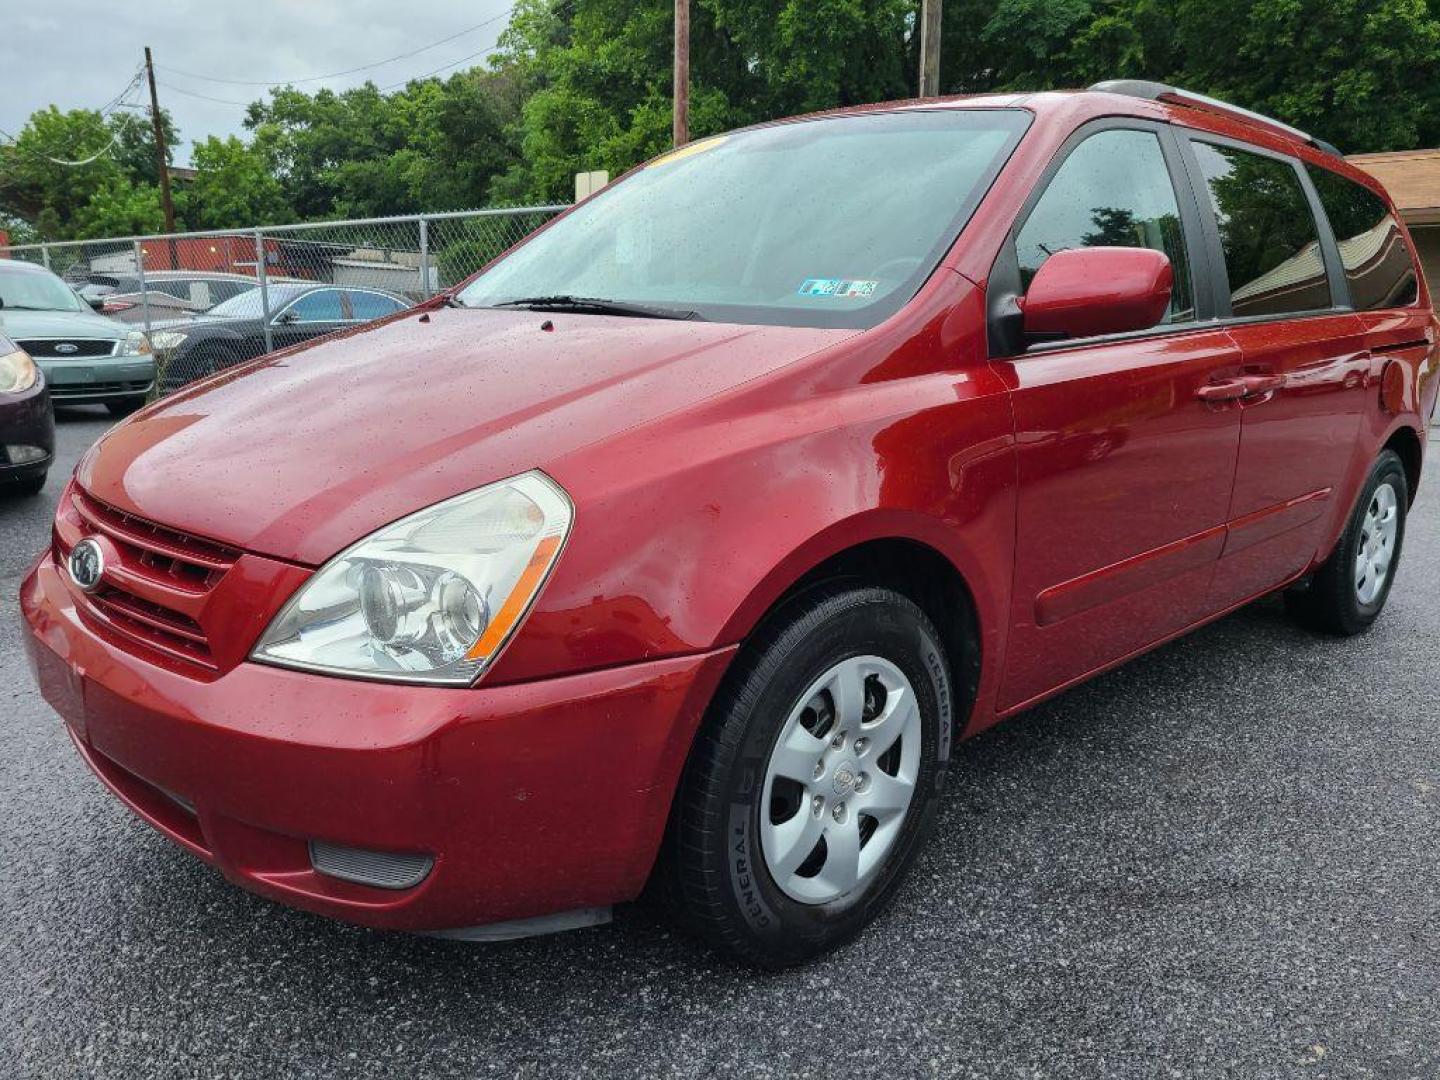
top-left (4, 409), bottom-right (1439, 1079)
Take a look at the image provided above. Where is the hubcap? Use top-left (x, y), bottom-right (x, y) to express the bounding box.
top-left (759, 655), bottom-right (922, 905)
top-left (1354, 481), bottom-right (1399, 606)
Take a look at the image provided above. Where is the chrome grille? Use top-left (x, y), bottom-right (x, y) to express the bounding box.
top-left (54, 488), bottom-right (240, 671)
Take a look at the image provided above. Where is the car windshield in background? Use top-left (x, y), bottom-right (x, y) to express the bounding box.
top-left (0, 266), bottom-right (86, 313)
top-left (458, 109), bottom-right (1032, 329)
top-left (207, 284), bottom-right (310, 320)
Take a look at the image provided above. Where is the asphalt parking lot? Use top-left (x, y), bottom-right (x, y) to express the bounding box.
top-left (4, 409), bottom-right (1440, 1079)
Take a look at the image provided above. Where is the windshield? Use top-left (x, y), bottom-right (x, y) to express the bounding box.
top-left (208, 284), bottom-right (308, 320)
top-left (0, 266), bottom-right (85, 313)
top-left (458, 109), bottom-right (1030, 328)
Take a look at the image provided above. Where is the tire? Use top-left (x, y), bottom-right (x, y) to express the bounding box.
top-left (1285, 449), bottom-right (1408, 636)
top-left (106, 396), bottom-right (146, 417)
top-left (161, 343), bottom-right (236, 393)
top-left (4, 471), bottom-right (47, 496)
top-left (663, 585), bottom-right (955, 968)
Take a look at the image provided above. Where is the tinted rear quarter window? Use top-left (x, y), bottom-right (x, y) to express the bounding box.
top-left (347, 291), bottom-right (406, 320)
top-left (1306, 165), bottom-right (1418, 310)
top-left (1192, 141), bottom-right (1330, 318)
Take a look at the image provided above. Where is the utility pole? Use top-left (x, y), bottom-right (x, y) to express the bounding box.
top-left (919, 0), bottom-right (942, 98)
top-left (144, 47), bottom-right (176, 235)
top-left (673, 0), bottom-right (689, 147)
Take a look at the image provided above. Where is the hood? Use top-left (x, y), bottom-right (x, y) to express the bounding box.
top-left (78, 307), bottom-right (852, 565)
top-left (0, 307), bottom-right (128, 341)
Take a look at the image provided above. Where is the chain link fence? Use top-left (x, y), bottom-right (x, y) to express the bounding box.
top-left (0, 206), bottom-right (565, 398)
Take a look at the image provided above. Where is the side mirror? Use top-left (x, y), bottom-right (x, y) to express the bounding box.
top-left (274, 309), bottom-right (299, 325)
top-left (87, 297), bottom-right (107, 312)
top-left (1020, 247), bottom-right (1173, 341)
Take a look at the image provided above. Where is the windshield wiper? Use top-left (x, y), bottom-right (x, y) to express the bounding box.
top-left (491, 295), bottom-right (701, 321)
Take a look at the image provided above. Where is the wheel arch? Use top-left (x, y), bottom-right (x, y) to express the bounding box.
top-left (716, 514), bottom-right (992, 740)
top-left (1383, 423), bottom-right (1423, 505)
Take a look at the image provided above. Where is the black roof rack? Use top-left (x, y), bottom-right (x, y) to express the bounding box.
top-left (1088, 80), bottom-right (1342, 157)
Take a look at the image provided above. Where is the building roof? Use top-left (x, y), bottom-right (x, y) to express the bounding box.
top-left (1348, 149), bottom-right (1440, 225)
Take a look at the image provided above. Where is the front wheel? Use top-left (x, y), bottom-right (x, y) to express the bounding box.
top-left (664, 586), bottom-right (954, 967)
top-left (106, 396), bottom-right (146, 417)
top-left (1285, 448), bottom-right (1408, 636)
top-left (4, 471), bottom-right (47, 496)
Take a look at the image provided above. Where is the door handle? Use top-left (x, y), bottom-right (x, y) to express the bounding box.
top-left (1239, 374), bottom-right (1284, 396)
top-left (1197, 379), bottom-right (1247, 402)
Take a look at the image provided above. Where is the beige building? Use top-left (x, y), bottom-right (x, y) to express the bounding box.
top-left (1349, 149), bottom-right (1440, 292)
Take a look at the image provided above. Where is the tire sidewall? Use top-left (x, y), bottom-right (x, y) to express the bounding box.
top-left (714, 589), bottom-right (953, 960)
top-left (1344, 452), bottom-right (1408, 623)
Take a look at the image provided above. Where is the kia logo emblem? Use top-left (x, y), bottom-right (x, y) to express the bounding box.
top-left (54, 343), bottom-right (79, 355)
top-left (68, 538), bottom-right (105, 593)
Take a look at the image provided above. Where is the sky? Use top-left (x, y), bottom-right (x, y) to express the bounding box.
top-left (1, 1), bottom-right (516, 166)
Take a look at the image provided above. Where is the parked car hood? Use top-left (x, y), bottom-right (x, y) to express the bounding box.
top-left (0, 308), bottom-right (127, 341)
top-left (77, 307), bottom-right (853, 565)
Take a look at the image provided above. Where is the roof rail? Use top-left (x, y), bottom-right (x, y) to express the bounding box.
top-left (1088, 80), bottom-right (1342, 157)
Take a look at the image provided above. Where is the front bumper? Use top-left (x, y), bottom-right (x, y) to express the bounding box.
top-left (0, 377), bottom-right (55, 480)
top-left (39, 356), bottom-right (155, 405)
top-left (21, 554), bottom-right (734, 932)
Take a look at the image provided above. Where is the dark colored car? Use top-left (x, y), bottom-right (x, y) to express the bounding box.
top-left (0, 333), bottom-right (54, 495)
top-left (19, 83), bottom-right (1438, 967)
top-left (148, 283), bottom-right (411, 389)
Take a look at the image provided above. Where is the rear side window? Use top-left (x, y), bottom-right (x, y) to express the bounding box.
top-left (1191, 142), bottom-right (1330, 317)
top-left (346, 291), bottom-right (406, 320)
top-left (1017, 128), bottom-right (1195, 323)
top-left (1306, 165), bottom-right (1418, 310)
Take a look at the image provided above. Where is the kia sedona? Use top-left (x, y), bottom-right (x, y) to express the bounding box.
top-left (20, 83), bottom-right (1436, 967)
top-left (0, 333), bottom-right (53, 495)
top-left (0, 261), bottom-right (155, 415)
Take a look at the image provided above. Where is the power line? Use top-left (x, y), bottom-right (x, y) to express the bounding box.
top-left (376, 0), bottom-right (573, 90)
top-left (0, 125), bottom-right (120, 167)
top-left (0, 62), bottom-right (145, 166)
top-left (98, 67), bottom-right (148, 117)
top-left (378, 43), bottom-right (505, 91)
top-left (157, 6), bottom-right (517, 88)
top-left (156, 81), bottom-right (257, 107)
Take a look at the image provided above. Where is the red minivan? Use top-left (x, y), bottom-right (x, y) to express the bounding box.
top-left (21, 82), bottom-right (1437, 967)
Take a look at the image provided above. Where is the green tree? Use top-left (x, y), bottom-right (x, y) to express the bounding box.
top-left (243, 70), bottom-right (523, 219)
top-left (109, 108), bottom-right (180, 188)
top-left (182, 135), bottom-right (292, 229)
top-left (71, 175), bottom-right (166, 236)
top-left (0, 107), bottom-right (127, 238)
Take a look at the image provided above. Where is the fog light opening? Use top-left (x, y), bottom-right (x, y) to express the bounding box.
top-left (5, 445), bottom-right (47, 465)
top-left (309, 841), bottom-right (434, 890)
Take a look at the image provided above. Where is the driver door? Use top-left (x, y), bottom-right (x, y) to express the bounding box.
top-left (988, 122), bottom-right (1244, 713)
top-left (271, 288), bottom-right (350, 349)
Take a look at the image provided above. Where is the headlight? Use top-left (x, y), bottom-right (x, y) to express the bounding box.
top-left (121, 331), bottom-right (152, 356)
top-left (252, 471), bottom-right (572, 685)
top-left (148, 330), bottom-right (188, 350)
top-left (0, 348), bottom-right (38, 394)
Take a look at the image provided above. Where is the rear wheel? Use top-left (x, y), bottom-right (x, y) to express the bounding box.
top-left (663, 586), bottom-right (954, 967)
top-left (1285, 449), bottom-right (1408, 636)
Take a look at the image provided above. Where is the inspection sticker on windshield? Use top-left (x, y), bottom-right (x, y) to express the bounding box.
top-left (798, 278), bottom-right (879, 298)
